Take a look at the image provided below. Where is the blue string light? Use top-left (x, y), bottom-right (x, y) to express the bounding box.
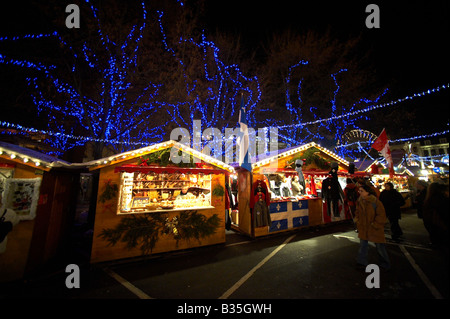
top-left (276, 63), bottom-right (389, 152)
top-left (1, 0), bottom-right (448, 157)
top-left (1, 0), bottom-right (263, 156)
top-left (155, 10), bottom-right (262, 138)
top-left (277, 83), bottom-right (449, 130)
top-left (0, 0), bottom-right (174, 154)
top-left (0, 121), bottom-right (151, 146)
top-left (335, 129), bottom-right (449, 149)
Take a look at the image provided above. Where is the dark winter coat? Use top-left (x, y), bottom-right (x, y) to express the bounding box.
top-left (379, 189), bottom-right (405, 220)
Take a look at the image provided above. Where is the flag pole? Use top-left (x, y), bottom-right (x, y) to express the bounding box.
top-left (357, 152), bottom-right (370, 171)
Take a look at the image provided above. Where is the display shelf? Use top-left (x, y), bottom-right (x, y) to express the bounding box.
top-left (118, 205), bottom-right (216, 215)
top-left (118, 170), bottom-right (213, 215)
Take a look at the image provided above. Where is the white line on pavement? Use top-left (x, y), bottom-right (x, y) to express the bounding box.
top-left (219, 234), bottom-right (296, 299)
top-left (399, 245), bottom-right (443, 299)
top-left (103, 267), bottom-right (154, 299)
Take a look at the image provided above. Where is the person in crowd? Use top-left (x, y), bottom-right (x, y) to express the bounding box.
top-left (344, 178), bottom-right (359, 219)
top-left (354, 184), bottom-right (390, 270)
top-left (291, 175), bottom-right (303, 196)
top-left (380, 182), bottom-right (405, 241)
top-left (357, 178), bottom-right (380, 198)
top-left (423, 182), bottom-right (449, 251)
top-left (414, 180), bottom-right (428, 219)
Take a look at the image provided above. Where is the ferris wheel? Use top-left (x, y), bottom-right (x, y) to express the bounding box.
top-left (336, 129), bottom-right (379, 160)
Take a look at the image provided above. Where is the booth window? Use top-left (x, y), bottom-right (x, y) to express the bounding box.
top-left (118, 171), bottom-right (212, 214)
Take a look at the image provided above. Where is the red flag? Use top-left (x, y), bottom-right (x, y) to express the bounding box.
top-left (372, 129), bottom-right (394, 177)
top-left (372, 128), bottom-right (388, 151)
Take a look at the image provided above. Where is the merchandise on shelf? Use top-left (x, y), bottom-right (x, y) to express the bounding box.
top-left (118, 171), bottom-right (213, 214)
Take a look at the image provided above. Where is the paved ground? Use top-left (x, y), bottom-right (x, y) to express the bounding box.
top-left (1, 208), bottom-right (448, 315)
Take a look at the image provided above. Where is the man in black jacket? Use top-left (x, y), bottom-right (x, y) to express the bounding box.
top-left (380, 182), bottom-right (405, 241)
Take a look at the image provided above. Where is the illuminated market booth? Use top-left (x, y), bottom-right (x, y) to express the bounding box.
top-left (0, 141), bottom-right (81, 282)
top-left (233, 142), bottom-right (362, 238)
top-left (88, 140), bottom-right (234, 263)
top-left (364, 159), bottom-right (414, 207)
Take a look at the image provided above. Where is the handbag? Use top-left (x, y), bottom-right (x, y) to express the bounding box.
top-left (0, 209), bottom-right (13, 243)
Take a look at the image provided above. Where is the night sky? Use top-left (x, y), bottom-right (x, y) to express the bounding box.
top-left (1, 0), bottom-right (449, 139)
top-left (206, 1), bottom-right (448, 89)
top-left (207, 0), bottom-right (449, 130)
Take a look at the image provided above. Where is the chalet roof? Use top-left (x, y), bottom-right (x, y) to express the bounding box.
top-left (0, 141), bottom-right (70, 171)
top-left (252, 141), bottom-right (349, 170)
top-left (86, 140), bottom-right (235, 173)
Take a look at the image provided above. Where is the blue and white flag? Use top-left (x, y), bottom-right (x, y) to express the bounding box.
top-left (237, 95), bottom-right (252, 171)
top-left (269, 200), bottom-right (309, 232)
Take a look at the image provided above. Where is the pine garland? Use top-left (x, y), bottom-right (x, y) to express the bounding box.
top-left (212, 184), bottom-right (225, 197)
top-left (176, 211), bottom-right (220, 244)
top-left (290, 147), bottom-right (331, 170)
top-left (138, 148), bottom-right (195, 167)
top-left (99, 213), bottom-right (166, 254)
top-left (99, 211), bottom-right (220, 254)
top-left (98, 180), bottom-right (118, 203)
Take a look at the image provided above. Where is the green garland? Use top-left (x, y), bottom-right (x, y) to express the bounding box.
top-left (98, 180), bottom-right (118, 203)
top-left (138, 148), bottom-right (195, 167)
top-left (99, 211), bottom-right (220, 254)
top-left (99, 213), bottom-right (165, 254)
top-left (290, 147), bottom-right (331, 170)
top-left (212, 184), bottom-right (225, 197)
top-left (176, 211), bottom-right (220, 243)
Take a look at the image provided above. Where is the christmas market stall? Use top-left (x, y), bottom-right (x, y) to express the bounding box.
top-left (0, 141), bottom-right (81, 282)
top-left (234, 142), bottom-right (360, 238)
top-left (364, 160), bottom-right (414, 208)
top-left (88, 140), bottom-right (234, 263)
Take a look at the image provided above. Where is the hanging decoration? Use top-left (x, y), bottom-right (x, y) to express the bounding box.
top-left (289, 147), bottom-right (331, 171)
top-left (98, 179), bottom-right (118, 203)
top-left (2, 178), bottom-right (41, 221)
top-left (164, 216), bottom-right (179, 238)
top-left (212, 184), bottom-right (225, 197)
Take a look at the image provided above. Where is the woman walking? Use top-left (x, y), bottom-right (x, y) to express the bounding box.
top-left (354, 184), bottom-right (391, 270)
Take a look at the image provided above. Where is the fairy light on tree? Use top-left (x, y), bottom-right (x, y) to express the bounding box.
top-left (2, 0), bottom-right (447, 161)
top-left (275, 63), bottom-right (388, 154)
top-left (0, 0), bottom-right (261, 159)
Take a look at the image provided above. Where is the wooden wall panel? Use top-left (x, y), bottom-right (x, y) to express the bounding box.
top-left (90, 160), bottom-right (226, 263)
